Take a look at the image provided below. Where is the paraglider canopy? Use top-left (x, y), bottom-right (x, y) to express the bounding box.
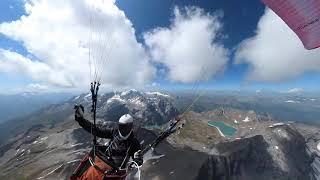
top-left (262, 0), bottom-right (320, 50)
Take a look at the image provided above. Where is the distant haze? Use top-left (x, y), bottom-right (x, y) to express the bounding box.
top-left (0, 93), bottom-right (72, 123)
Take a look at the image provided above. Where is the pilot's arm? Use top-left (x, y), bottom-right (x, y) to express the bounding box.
top-left (75, 105), bottom-right (114, 139)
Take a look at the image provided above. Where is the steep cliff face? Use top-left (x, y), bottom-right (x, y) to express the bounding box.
top-left (197, 124), bottom-right (312, 180)
top-left (197, 135), bottom-right (276, 180)
top-left (296, 123), bottom-right (320, 180)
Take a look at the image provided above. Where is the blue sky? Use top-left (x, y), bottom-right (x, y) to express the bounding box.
top-left (0, 0), bottom-right (319, 93)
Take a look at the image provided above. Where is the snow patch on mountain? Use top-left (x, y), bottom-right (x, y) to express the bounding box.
top-left (269, 123), bottom-right (285, 128)
top-left (128, 97), bottom-right (145, 107)
top-left (121, 89), bottom-right (138, 96)
top-left (107, 94), bottom-right (126, 104)
top-left (106, 91), bottom-right (170, 107)
top-left (146, 92), bottom-right (170, 98)
top-left (242, 116), bottom-right (250, 122)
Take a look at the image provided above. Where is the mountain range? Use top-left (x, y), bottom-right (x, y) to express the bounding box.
top-left (0, 90), bottom-right (319, 180)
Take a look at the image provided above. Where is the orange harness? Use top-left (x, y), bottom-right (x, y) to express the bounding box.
top-left (70, 153), bottom-right (127, 180)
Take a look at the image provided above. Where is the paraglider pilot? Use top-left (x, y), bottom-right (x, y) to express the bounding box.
top-left (74, 105), bottom-right (143, 173)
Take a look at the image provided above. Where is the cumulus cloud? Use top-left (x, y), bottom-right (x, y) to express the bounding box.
top-left (0, 0), bottom-right (155, 90)
top-left (235, 9), bottom-right (320, 82)
top-left (144, 7), bottom-right (229, 83)
top-left (0, 49), bottom-right (73, 87)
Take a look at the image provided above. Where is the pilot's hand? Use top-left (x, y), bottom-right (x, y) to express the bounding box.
top-left (74, 105), bottom-right (84, 121)
top-left (133, 150), bottom-right (143, 166)
top-left (133, 150), bottom-right (141, 159)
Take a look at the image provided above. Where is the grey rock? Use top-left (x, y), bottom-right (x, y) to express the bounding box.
top-left (197, 125), bottom-right (312, 180)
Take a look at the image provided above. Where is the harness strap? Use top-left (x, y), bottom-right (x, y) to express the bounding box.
top-left (119, 145), bottom-right (132, 170)
top-left (105, 138), bottom-right (116, 156)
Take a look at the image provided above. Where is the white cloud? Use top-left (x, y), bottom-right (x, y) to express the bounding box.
top-left (235, 9), bottom-right (320, 82)
top-left (287, 88), bottom-right (303, 94)
top-left (0, 49), bottom-right (73, 87)
top-left (0, 0), bottom-right (155, 90)
top-left (11, 83), bottom-right (50, 94)
top-left (144, 7), bottom-right (229, 83)
top-left (26, 83), bottom-right (48, 92)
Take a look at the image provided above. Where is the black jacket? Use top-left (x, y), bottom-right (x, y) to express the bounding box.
top-left (75, 116), bottom-right (142, 168)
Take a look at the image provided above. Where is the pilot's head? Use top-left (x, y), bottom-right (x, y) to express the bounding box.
top-left (118, 114), bottom-right (133, 140)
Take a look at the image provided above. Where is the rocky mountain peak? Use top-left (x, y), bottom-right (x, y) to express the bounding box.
top-left (72, 90), bottom-right (178, 126)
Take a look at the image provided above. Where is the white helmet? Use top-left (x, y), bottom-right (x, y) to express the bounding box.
top-left (118, 114), bottom-right (133, 140)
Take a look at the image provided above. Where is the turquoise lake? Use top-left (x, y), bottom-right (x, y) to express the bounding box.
top-left (208, 121), bottom-right (237, 137)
